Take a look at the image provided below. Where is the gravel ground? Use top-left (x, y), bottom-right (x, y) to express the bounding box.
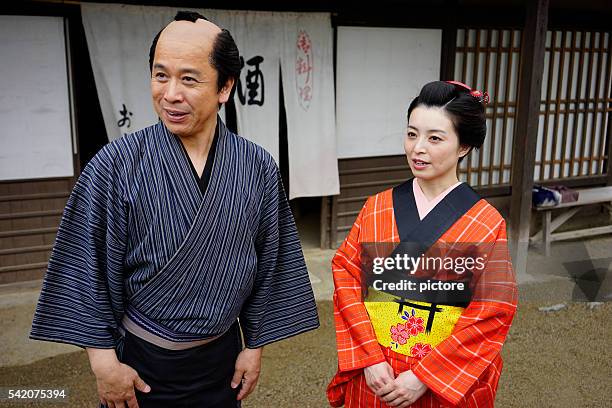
top-left (0, 300), bottom-right (610, 408)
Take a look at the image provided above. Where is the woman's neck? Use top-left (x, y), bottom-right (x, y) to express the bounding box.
top-left (416, 172), bottom-right (460, 200)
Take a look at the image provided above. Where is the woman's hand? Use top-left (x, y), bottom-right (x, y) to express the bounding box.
top-left (364, 361), bottom-right (396, 395)
top-left (378, 370), bottom-right (428, 407)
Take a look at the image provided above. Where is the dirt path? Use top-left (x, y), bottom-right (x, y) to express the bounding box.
top-left (0, 301), bottom-right (610, 407)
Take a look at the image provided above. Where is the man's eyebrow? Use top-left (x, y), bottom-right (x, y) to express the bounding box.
top-left (152, 63), bottom-right (202, 77)
top-left (180, 68), bottom-right (202, 76)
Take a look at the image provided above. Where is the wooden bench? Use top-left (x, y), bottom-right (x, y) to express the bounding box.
top-left (530, 186), bottom-right (612, 256)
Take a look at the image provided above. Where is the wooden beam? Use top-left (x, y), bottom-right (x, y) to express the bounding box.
top-left (509, 0), bottom-right (549, 275)
top-left (439, 0), bottom-right (458, 80)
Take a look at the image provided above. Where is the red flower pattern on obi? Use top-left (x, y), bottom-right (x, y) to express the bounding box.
top-left (410, 343), bottom-right (432, 359)
top-left (390, 323), bottom-right (410, 345)
top-left (406, 316), bottom-right (425, 336)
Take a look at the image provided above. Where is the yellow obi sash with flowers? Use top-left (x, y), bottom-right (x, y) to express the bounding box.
top-left (364, 288), bottom-right (465, 358)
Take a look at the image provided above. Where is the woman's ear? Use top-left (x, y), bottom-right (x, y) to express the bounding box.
top-left (458, 144), bottom-right (472, 159)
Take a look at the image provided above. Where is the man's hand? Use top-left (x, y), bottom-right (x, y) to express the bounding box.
top-left (379, 370), bottom-right (427, 407)
top-left (231, 347), bottom-right (262, 401)
top-left (364, 361), bottom-right (396, 395)
top-left (87, 348), bottom-right (150, 408)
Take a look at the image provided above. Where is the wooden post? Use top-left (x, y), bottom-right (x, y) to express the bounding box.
top-left (606, 46), bottom-right (612, 185)
top-left (330, 195), bottom-right (339, 249)
top-left (509, 0), bottom-right (549, 275)
top-left (542, 211), bottom-right (551, 257)
top-left (320, 196), bottom-right (330, 249)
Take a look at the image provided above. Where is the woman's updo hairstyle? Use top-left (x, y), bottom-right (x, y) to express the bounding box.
top-left (407, 81), bottom-right (487, 151)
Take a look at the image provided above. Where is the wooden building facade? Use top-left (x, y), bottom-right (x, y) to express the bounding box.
top-left (1, 0), bottom-right (611, 283)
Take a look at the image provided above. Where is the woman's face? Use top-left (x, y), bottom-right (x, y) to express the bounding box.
top-left (404, 106), bottom-right (470, 182)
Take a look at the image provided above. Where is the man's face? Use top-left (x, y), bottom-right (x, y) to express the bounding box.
top-left (151, 20), bottom-right (232, 138)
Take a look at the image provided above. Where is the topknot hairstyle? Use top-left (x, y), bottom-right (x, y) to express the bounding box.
top-left (148, 11), bottom-right (241, 96)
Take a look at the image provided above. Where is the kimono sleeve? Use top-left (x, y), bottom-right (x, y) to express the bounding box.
top-left (327, 201), bottom-right (387, 407)
top-left (331, 201), bottom-right (386, 372)
top-left (412, 220), bottom-right (518, 406)
top-left (30, 146), bottom-right (128, 349)
top-left (239, 160), bottom-right (319, 348)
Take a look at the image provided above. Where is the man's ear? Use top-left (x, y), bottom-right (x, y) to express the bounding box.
top-left (218, 78), bottom-right (235, 104)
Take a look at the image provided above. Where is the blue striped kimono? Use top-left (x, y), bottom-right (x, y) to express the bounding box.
top-left (31, 119), bottom-right (319, 349)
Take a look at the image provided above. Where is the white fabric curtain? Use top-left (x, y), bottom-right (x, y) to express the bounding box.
top-left (82, 3), bottom-right (338, 198)
top-left (280, 13), bottom-right (339, 198)
top-left (220, 11), bottom-right (281, 163)
top-left (81, 3), bottom-right (176, 141)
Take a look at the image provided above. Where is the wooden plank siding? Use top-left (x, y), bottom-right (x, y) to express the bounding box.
top-left (0, 179), bottom-right (72, 284)
top-left (324, 156), bottom-right (410, 249)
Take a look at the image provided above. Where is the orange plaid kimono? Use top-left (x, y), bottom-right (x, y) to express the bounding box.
top-left (327, 179), bottom-right (517, 407)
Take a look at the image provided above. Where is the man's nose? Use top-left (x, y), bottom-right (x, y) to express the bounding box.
top-left (163, 79), bottom-right (183, 102)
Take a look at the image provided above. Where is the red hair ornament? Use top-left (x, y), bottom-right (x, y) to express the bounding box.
top-left (445, 80), bottom-right (490, 104)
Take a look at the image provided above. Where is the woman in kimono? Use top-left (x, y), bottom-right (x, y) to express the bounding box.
top-left (327, 81), bottom-right (517, 407)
